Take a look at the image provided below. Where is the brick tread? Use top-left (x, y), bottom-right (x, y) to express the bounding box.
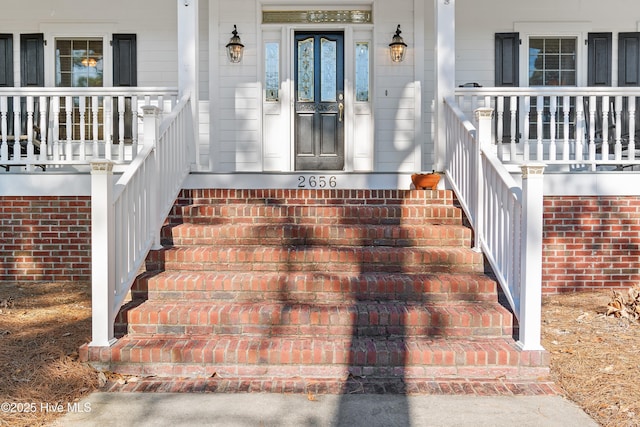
top-left (126, 300), bottom-right (513, 338)
top-left (100, 377), bottom-right (561, 396)
top-left (143, 271), bottom-right (499, 303)
top-left (162, 246), bottom-right (484, 274)
top-left (174, 204), bottom-right (463, 226)
top-left (167, 223), bottom-right (472, 247)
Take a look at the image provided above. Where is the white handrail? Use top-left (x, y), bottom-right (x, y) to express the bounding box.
top-left (444, 97), bottom-right (545, 351)
top-left (89, 93), bottom-right (193, 347)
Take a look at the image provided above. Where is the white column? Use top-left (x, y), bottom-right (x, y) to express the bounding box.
top-left (178, 0), bottom-right (199, 166)
top-left (473, 108), bottom-right (494, 250)
top-left (518, 163), bottom-right (546, 351)
top-left (142, 106), bottom-right (164, 250)
top-left (434, 0), bottom-right (456, 172)
top-left (89, 160), bottom-right (116, 348)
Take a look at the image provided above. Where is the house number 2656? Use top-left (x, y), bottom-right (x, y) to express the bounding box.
top-left (297, 175), bottom-right (337, 188)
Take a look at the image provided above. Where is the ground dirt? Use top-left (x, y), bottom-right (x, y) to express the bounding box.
top-left (0, 282), bottom-right (638, 426)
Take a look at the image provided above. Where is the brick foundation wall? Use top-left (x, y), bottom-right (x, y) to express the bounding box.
top-left (543, 196), bottom-right (640, 293)
top-left (0, 196), bottom-right (91, 282)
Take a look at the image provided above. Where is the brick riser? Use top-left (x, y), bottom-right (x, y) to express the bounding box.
top-left (83, 189), bottom-right (549, 384)
top-left (85, 336), bottom-right (548, 380)
top-left (125, 301), bottom-right (513, 338)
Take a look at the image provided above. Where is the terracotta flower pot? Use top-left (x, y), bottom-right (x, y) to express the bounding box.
top-left (411, 172), bottom-right (440, 190)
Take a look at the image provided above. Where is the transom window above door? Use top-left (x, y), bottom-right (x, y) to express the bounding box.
top-left (55, 38), bottom-right (103, 87)
top-left (529, 37), bottom-right (577, 86)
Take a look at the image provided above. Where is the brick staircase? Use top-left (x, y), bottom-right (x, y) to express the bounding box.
top-left (83, 189), bottom-right (549, 390)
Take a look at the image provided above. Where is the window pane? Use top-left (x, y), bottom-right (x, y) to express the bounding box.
top-left (528, 37), bottom-right (576, 87)
top-left (297, 38), bottom-right (314, 102)
top-left (355, 42), bottom-right (369, 102)
top-left (546, 39), bottom-right (560, 53)
top-left (265, 42), bottom-right (279, 101)
top-left (320, 37), bottom-right (336, 102)
top-left (545, 55), bottom-right (560, 70)
top-left (55, 38), bottom-right (103, 88)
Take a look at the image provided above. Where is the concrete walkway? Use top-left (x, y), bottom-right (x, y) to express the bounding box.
top-left (52, 393), bottom-right (598, 427)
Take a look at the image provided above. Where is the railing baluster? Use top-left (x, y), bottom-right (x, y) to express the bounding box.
top-left (510, 95), bottom-right (517, 161)
top-left (52, 97), bottom-right (61, 161)
top-left (0, 96), bottom-right (7, 161)
top-left (104, 96), bottom-right (112, 160)
top-left (575, 96), bottom-right (584, 162)
top-left (549, 96), bottom-right (557, 161)
top-left (26, 96), bottom-right (35, 167)
top-left (496, 96), bottom-right (504, 160)
top-left (588, 95), bottom-right (597, 170)
top-left (118, 95), bottom-right (125, 160)
top-left (629, 96), bottom-right (636, 160)
top-left (65, 95), bottom-right (73, 161)
top-left (614, 96), bottom-right (623, 161)
top-left (79, 96), bottom-right (87, 160)
top-left (38, 96), bottom-right (48, 161)
top-left (601, 96), bottom-right (610, 160)
top-left (92, 95), bottom-right (99, 159)
top-left (562, 96), bottom-right (570, 161)
top-left (131, 96), bottom-right (139, 158)
top-left (523, 96), bottom-right (531, 162)
top-left (536, 96), bottom-right (544, 161)
top-left (13, 97), bottom-right (21, 161)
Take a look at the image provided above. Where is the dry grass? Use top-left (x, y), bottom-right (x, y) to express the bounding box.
top-left (542, 290), bottom-right (640, 427)
top-left (0, 282), bottom-right (98, 427)
top-left (1, 282), bottom-right (639, 426)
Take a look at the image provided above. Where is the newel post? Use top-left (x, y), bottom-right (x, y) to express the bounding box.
top-left (518, 163), bottom-right (546, 351)
top-left (473, 107), bottom-right (494, 250)
top-left (89, 160), bottom-right (116, 347)
top-left (142, 105), bottom-right (164, 250)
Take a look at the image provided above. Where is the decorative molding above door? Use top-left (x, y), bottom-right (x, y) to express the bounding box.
top-left (262, 10), bottom-right (372, 24)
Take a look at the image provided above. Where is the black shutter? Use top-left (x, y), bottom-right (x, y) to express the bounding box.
top-left (0, 34), bottom-right (13, 87)
top-left (112, 34), bottom-right (137, 87)
top-left (495, 33), bottom-right (519, 86)
top-left (588, 33), bottom-right (612, 86)
top-left (619, 32), bottom-right (640, 86)
top-left (495, 33), bottom-right (519, 143)
top-left (618, 33), bottom-right (640, 141)
top-left (20, 33), bottom-right (44, 87)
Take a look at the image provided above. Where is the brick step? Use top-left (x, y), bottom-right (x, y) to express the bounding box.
top-left (173, 204), bottom-right (462, 226)
top-left (83, 336), bottom-right (549, 381)
top-left (141, 271), bottom-right (500, 303)
top-left (173, 189), bottom-right (455, 208)
top-left (166, 223), bottom-right (472, 248)
top-left (100, 376), bottom-right (561, 396)
top-left (162, 246), bottom-right (484, 274)
top-left (125, 301), bottom-right (513, 339)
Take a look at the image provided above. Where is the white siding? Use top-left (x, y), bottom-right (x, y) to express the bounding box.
top-left (2, 0), bottom-right (178, 88)
top-left (210, 0), bottom-right (261, 172)
top-left (455, 0), bottom-right (640, 88)
top-left (374, 0), bottom-right (418, 172)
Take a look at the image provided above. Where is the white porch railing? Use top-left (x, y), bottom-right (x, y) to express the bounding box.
top-left (444, 98), bottom-right (545, 351)
top-left (89, 93), bottom-right (193, 347)
top-left (0, 87), bottom-right (178, 170)
top-left (455, 87), bottom-right (640, 171)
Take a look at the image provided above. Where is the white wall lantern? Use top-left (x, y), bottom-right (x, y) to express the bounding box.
top-left (389, 25), bottom-right (407, 63)
top-left (226, 25), bottom-right (244, 63)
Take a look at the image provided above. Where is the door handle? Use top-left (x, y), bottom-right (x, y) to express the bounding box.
top-left (338, 102), bottom-right (344, 122)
